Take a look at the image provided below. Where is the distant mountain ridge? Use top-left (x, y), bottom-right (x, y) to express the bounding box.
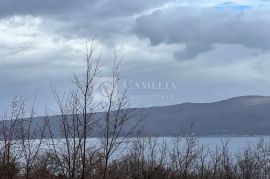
top-left (3, 95), bottom-right (270, 138)
top-left (137, 95), bottom-right (270, 136)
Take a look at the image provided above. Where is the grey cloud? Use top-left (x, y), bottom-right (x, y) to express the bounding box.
top-left (0, 0), bottom-right (167, 18)
top-left (174, 43), bottom-right (213, 60)
top-left (85, 0), bottom-right (168, 17)
top-left (0, 0), bottom-right (91, 17)
top-left (133, 7), bottom-right (270, 60)
top-left (3, 1), bottom-right (270, 111)
top-left (61, 0), bottom-right (167, 41)
top-left (0, 0), bottom-right (168, 41)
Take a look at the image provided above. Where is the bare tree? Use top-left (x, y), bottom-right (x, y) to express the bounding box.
top-left (48, 42), bottom-right (102, 178)
top-left (48, 43), bottom-right (143, 179)
top-left (18, 94), bottom-right (48, 179)
top-left (73, 43), bottom-right (101, 179)
top-left (0, 96), bottom-right (24, 178)
top-left (98, 53), bottom-right (143, 179)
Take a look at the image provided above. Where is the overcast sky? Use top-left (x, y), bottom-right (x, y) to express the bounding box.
top-left (1, 0), bottom-right (270, 114)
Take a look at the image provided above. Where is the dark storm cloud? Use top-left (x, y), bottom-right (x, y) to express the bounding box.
top-left (0, 0), bottom-right (88, 17)
top-left (0, 0), bottom-right (168, 40)
top-left (0, 0), bottom-right (167, 17)
top-left (133, 7), bottom-right (270, 60)
top-left (2, 0), bottom-right (270, 112)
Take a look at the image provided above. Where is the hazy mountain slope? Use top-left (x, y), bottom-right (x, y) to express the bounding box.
top-left (138, 96), bottom-right (270, 136)
top-left (3, 95), bottom-right (270, 138)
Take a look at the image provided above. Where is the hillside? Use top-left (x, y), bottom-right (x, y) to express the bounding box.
top-left (4, 96), bottom-right (270, 138)
top-left (138, 96), bottom-right (270, 136)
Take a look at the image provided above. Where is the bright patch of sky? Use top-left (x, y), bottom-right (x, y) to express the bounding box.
top-left (170, 0), bottom-right (270, 9)
top-left (215, 2), bottom-right (252, 10)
